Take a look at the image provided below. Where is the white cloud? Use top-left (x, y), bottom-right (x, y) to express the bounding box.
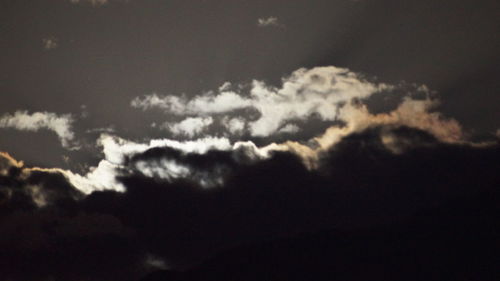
top-left (221, 117), bottom-right (246, 135)
top-left (257, 16), bottom-right (282, 27)
top-left (127, 65), bottom-right (469, 172)
top-left (0, 111), bottom-right (78, 149)
top-left (1, 66), bottom-right (470, 195)
top-left (132, 66), bottom-right (391, 137)
top-left (46, 94), bottom-right (467, 193)
top-left (64, 134), bottom-right (281, 193)
top-left (163, 117), bottom-right (213, 138)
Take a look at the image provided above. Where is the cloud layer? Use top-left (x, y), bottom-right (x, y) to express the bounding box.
top-left (0, 66), bottom-right (467, 195)
top-left (1, 127), bottom-right (499, 280)
top-left (1, 65), bottom-right (497, 280)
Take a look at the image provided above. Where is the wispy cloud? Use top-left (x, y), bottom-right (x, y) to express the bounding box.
top-left (132, 67), bottom-right (393, 137)
top-left (257, 16), bottom-right (283, 28)
top-left (0, 111), bottom-right (78, 149)
top-left (70, 0), bottom-right (106, 6)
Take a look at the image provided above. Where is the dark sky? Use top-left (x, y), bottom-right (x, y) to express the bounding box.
top-left (0, 1), bottom-right (499, 280)
top-left (1, 0), bottom-right (499, 167)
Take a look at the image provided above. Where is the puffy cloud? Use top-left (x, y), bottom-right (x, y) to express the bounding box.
top-left (130, 66), bottom-right (464, 171)
top-left (0, 111), bottom-right (78, 149)
top-left (279, 96), bottom-right (464, 166)
top-left (221, 117), bottom-right (246, 135)
top-left (74, 134), bottom-right (275, 191)
top-left (2, 66), bottom-right (460, 195)
top-left (132, 66), bottom-right (392, 137)
top-left (164, 117), bottom-right (213, 138)
top-left (0, 67), bottom-right (472, 203)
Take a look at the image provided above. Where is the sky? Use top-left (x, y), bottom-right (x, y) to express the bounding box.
top-left (0, 1), bottom-right (499, 280)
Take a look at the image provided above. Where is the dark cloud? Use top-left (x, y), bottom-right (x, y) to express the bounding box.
top-left (1, 126), bottom-right (498, 280)
top-left (142, 190), bottom-right (500, 281)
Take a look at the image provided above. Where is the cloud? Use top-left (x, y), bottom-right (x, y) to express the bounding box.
top-left (163, 117), bottom-right (213, 138)
top-left (69, 0), bottom-right (132, 6)
top-left (131, 66), bottom-right (462, 163)
top-left (24, 65), bottom-right (462, 195)
top-left (42, 37), bottom-right (58, 50)
top-left (221, 117), bottom-right (246, 135)
top-left (132, 66), bottom-right (393, 137)
top-left (0, 152), bottom-right (143, 280)
top-left (0, 111), bottom-right (78, 149)
top-left (257, 16), bottom-right (283, 28)
top-left (278, 96), bottom-right (464, 167)
top-left (69, 0), bottom-right (109, 6)
top-left (70, 134), bottom-right (274, 192)
top-left (3, 126), bottom-right (499, 280)
top-left (278, 123), bottom-right (300, 134)
top-left (0, 152), bottom-right (83, 207)
top-left (0, 65), bottom-right (490, 280)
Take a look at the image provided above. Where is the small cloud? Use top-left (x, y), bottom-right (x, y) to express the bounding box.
top-left (69, 0), bottom-right (109, 6)
top-left (219, 82), bottom-right (232, 91)
top-left (80, 104), bottom-right (89, 118)
top-left (222, 117), bottom-right (246, 135)
top-left (278, 124), bottom-right (300, 134)
top-left (257, 16), bottom-right (283, 28)
top-left (42, 37), bottom-right (58, 50)
top-left (145, 254), bottom-right (169, 270)
top-left (163, 117), bottom-right (214, 138)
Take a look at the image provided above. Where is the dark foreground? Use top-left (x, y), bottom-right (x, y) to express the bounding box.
top-left (140, 191), bottom-right (499, 281)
